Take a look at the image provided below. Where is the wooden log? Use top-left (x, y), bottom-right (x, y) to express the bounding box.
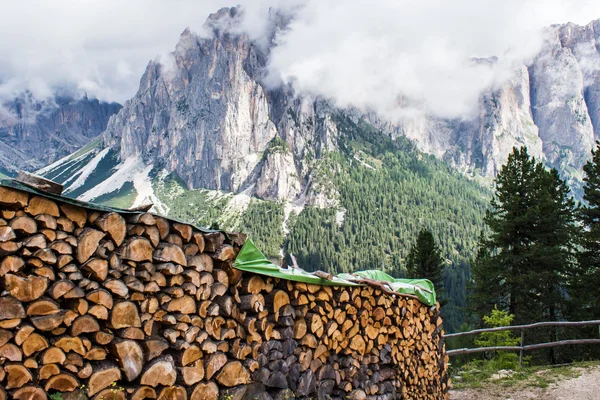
top-left (94, 212), bottom-right (127, 247)
top-left (0, 296), bottom-right (25, 320)
top-left (5, 364), bottom-right (33, 389)
top-left (110, 340), bottom-right (144, 381)
top-left (187, 254), bottom-right (213, 273)
top-left (26, 196), bottom-right (60, 217)
top-left (76, 228), bottom-right (105, 264)
top-left (140, 357), bottom-right (177, 387)
top-left (267, 290), bottom-right (290, 314)
top-left (0, 240), bottom-right (21, 256)
top-left (190, 382), bottom-right (219, 400)
top-left (0, 343), bottom-right (23, 361)
top-left (22, 332), bottom-right (49, 356)
top-left (0, 225), bottom-right (16, 241)
top-left (41, 347), bottom-right (66, 365)
top-left (143, 338), bottom-right (169, 361)
top-left (154, 243), bottom-right (187, 266)
top-left (13, 386), bottom-right (48, 400)
top-left (45, 373), bottom-right (79, 392)
top-left (58, 203), bottom-right (86, 227)
top-left (0, 186), bottom-right (29, 209)
top-left (120, 237), bottom-right (153, 262)
top-left (4, 274), bottom-right (48, 302)
top-left (157, 386), bottom-right (187, 400)
top-left (35, 214), bottom-right (57, 230)
top-left (167, 295), bottom-right (197, 314)
top-left (87, 288), bottom-right (114, 309)
top-left (22, 233), bottom-right (47, 250)
top-left (57, 217), bottom-right (74, 233)
top-left (40, 363), bottom-right (61, 379)
top-left (154, 217), bottom-right (170, 240)
top-left (173, 223), bottom-right (192, 242)
top-left (87, 365), bottom-right (121, 396)
top-left (213, 245), bottom-right (235, 262)
top-left (0, 255), bottom-right (25, 276)
top-left (104, 279), bottom-right (129, 298)
top-left (0, 328), bottom-right (12, 346)
top-left (82, 258), bottom-right (109, 282)
top-left (15, 325), bottom-right (34, 346)
top-left (215, 361), bottom-right (250, 387)
top-left (49, 280), bottom-right (78, 300)
top-left (54, 336), bottom-right (86, 355)
top-left (129, 213), bottom-right (155, 226)
top-left (10, 216), bottom-right (37, 236)
top-left (205, 352), bottom-right (227, 380)
top-left (182, 345), bottom-right (203, 367)
top-left (93, 388), bottom-right (126, 400)
top-left (203, 232), bottom-right (224, 252)
top-left (17, 171), bottom-right (63, 194)
top-left (71, 315), bottom-right (100, 336)
top-left (111, 301), bottom-right (141, 329)
top-left (131, 387), bottom-right (157, 400)
top-left (182, 360), bottom-right (205, 385)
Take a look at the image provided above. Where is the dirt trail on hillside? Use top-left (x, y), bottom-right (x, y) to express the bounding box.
top-left (450, 365), bottom-right (600, 400)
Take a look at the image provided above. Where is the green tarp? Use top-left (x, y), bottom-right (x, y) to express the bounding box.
top-left (233, 239), bottom-right (437, 306)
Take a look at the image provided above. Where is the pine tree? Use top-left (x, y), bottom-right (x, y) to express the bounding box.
top-left (578, 141), bottom-right (600, 317)
top-left (472, 147), bottom-right (578, 325)
top-left (406, 229), bottom-right (446, 304)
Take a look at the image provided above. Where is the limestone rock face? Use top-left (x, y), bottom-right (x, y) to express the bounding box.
top-left (100, 7), bottom-right (340, 202)
top-left (0, 93), bottom-right (121, 173)
top-left (403, 19), bottom-right (600, 181)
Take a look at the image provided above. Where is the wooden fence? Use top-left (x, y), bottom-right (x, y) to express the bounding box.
top-left (444, 320), bottom-right (600, 366)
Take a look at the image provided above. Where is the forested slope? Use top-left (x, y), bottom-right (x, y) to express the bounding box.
top-left (150, 116), bottom-right (490, 332)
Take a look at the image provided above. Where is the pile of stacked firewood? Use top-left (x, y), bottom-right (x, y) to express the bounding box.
top-left (0, 184), bottom-right (449, 400)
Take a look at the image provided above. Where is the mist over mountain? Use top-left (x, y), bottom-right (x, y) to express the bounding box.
top-left (0, 93), bottom-right (121, 175)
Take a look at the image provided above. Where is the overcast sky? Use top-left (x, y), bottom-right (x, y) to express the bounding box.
top-left (1, 0), bottom-right (599, 119)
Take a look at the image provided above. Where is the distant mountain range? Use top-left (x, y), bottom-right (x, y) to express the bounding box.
top-left (0, 92), bottom-right (121, 176)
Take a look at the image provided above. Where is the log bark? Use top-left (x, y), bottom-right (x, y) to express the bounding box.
top-left (17, 171), bottom-right (63, 195)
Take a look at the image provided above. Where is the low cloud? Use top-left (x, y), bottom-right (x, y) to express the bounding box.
top-left (266, 0), bottom-right (600, 119)
top-left (0, 0), bottom-right (599, 120)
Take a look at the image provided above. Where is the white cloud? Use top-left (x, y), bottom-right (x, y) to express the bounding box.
top-left (266, 0), bottom-right (600, 119)
top-left (0, 0), bottom-right (599, 120)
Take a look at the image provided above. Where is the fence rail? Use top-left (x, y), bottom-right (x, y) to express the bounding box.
top-left (444, 319), bottom-right (600, 365)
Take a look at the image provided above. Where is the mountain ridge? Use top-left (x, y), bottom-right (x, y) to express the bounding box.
top-left (0, 92), bottom-right (121, 175)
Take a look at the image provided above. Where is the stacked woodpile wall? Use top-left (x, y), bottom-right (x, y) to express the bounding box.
top-left (0, 185), bottom-right (449, 400)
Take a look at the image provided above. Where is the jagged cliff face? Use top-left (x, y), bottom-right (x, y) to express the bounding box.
top-left (44, 8), bottom-right (600, 204)
top-left (101, 8), bottom-right (339, 202)
top-left (0, 93), bottom-right (121, 174)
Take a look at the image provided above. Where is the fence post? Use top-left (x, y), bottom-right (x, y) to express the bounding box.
top-left (519, 329), bottom-right (525, 368)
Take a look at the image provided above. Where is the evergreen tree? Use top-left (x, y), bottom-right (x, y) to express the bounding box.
top-left (472, 147), bottom-right (578, 326)
top-left (406, 229), bottom-right (446, 304)
top-left (578, 141), bottom-right (600, 317)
